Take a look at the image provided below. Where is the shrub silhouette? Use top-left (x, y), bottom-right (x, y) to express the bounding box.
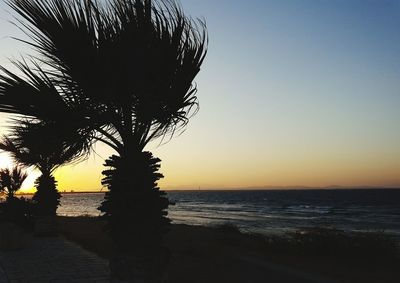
top-left (0, 166), bottom-right (27, 200)
top-left (0, 197), bottom-right (35, 233)
top-left (0, 166), bottom-right (34, 232)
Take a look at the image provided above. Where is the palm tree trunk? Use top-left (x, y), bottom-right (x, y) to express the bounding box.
top-left (99, 150), bottom-right (170, 282)
top-left (33, 173), bottom-right (60, 236)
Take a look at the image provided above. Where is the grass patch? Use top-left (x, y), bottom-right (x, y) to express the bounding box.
top-left (259, 227), bottom-right (399, 263)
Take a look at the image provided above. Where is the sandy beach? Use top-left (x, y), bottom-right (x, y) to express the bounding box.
top-left (57, 216), bottom-right (399, 283)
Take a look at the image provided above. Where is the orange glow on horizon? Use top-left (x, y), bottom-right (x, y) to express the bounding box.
top-left (0, 119), bottom-right (399, 192)
top-left (1, 149), bottom-right (399, 193)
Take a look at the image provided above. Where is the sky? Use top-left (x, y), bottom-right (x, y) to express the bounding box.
top-left (0, 0), bottom-right (399, 192)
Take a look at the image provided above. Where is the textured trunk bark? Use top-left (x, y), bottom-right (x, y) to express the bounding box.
top-left (33, 173), bottom-right (61, 217)
top-left (99, 150), bottom-right (171, 282)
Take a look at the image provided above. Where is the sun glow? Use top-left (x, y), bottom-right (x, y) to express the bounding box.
top-left (0, 152), bottom-right (13, 169)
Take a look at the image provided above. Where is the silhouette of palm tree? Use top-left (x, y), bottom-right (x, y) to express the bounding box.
top-left (0, 0), bottom-right (207, 280)
top-left (0, 166), bottom-right (34, 233)
top-left (0, 120), bottom-right (91, 216)
top-left (0, 166), bottom-right (27, 200)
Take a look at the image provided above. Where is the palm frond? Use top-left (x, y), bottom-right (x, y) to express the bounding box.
top-left (0, 60), bottom-right (69, 119)
top-left (0, 119), bottom-right (93, 173)
top-left (102, 0), bottom-right (208, 147)
top-left (0, 135), bottom-right (38, 168)
top-left (8, 0), bottom-right (100, 78)
top-left (0, 166), bottom-right (27, 197)
top-left (6, 0), bottom-right (208, 151)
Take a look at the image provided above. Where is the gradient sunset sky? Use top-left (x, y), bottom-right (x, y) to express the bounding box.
top-left (0, 0), bottom-right (399, 192)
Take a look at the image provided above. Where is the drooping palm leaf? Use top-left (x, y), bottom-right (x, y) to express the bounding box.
top-left (0, 57), bottom-right (109, 153)
top-left (0, 60), bottom-right (68, 119)
top-left (0, 119), bottom-right (93, 173)
top-left (5, 0), bottom-right (208, 152)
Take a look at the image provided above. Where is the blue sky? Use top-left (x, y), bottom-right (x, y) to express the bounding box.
top-left (0, 0), bottom-right (399, 190)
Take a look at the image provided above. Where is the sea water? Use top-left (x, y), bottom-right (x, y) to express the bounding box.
top-left (57, 189), bottom-right (400, 237)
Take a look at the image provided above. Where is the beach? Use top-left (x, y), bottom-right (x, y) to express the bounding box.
top-left (57, 216), bottom-right (399, 283)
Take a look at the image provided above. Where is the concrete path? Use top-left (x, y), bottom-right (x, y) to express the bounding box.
top-left (0, 237), bottom-right (110, 283)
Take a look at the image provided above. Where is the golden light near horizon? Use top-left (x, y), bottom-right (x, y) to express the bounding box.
top-left (0, 1), bottom-right (399, 192)
top-left (0, 121), bottom-right (399, 192)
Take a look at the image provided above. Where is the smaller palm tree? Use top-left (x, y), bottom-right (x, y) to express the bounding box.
top-left (0, 120), bottom-right (90, 216)
top-left (0, 166), bottom-right (27, 200)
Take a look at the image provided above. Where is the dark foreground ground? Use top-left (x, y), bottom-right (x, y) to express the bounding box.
top-left (57, 216), bottom-right (399, 283)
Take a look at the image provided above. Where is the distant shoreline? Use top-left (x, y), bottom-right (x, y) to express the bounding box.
top-left (165, 187), bottom-right (400, 192)
top-left (15, 187), bottom-right (400, 195)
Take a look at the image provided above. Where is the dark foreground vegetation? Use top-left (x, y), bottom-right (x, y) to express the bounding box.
top-left (58, 216), bottom-right (399, 283)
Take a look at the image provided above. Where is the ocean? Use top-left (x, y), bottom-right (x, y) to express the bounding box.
top-left (57, 189), bottom-right (400, 238)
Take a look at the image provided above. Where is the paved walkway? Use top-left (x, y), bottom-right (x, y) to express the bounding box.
top-left (0, 237), bottom-right (110, 283)
top-left (0, 236), bottom-right (343, 283)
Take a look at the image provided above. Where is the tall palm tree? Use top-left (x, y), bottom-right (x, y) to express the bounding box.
top-left (0, 120), bottom-right (91, 216)
top-left (0, 166), bottom-right (27, 200)
top-left (0, 0), bottom-right (207, 280)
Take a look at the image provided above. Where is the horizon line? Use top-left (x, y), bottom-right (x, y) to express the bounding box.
top-left (16, 186), bottom-right (400, 195)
